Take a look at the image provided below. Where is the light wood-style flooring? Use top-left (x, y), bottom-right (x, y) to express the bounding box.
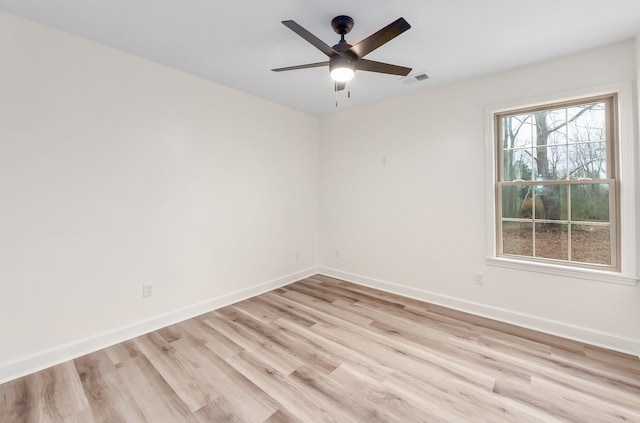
top-left (1, 275), bottom-right (639, 422)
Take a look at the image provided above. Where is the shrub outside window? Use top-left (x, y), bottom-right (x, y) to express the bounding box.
top-left (495, 95), bottom-right (618, 270)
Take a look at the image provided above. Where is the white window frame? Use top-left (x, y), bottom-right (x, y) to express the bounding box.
top-left (485, 82), bottom-right (638, 285)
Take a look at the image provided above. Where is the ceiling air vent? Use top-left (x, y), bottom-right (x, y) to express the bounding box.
top-left (402, 72), bottom-right (429, 84)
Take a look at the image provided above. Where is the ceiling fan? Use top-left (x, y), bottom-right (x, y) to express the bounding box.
top-left (272, 15), bottom-right (412, 91)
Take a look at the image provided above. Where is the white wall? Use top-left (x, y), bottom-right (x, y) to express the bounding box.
top-left (0, 11), bottom-right (318, 378)
top-left (319, 40), bottom-right (640, 354)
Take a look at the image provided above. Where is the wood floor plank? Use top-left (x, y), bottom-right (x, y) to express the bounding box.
top-left (132, 332), bottom-right (213, 412)
top-left (173, 337), bottom-right (279, 422)
top-left (283, 289), bottom-right (375, 326)
top-left (237, 297), bottom-right (288, 325)
top-left (262, 409), bottom-right (299, 423)
top-left (180, 318), bottom-right (244, 360)
top-left (225, 350), bottom-right (357, 423)
top-left (222, 308), bottom-right (341, 375)
top-left (339, 303), bottom-right (546, 390)
top-left (252, 294), bottom-right (318, 328)
top-left (288, 365), bottom-right (397, 422)
top-left (329, 363), bottom-right (447, 423)
top-left (550, 345), bottom-right (640, 384)
top-left (477, 334), bottom-right (640, 405)
top-left (1, 375), bottom-right (42, 423)
top-left (280, 290), bottom-right (497, 392)
top-left (46, 361), bottom-right (90, 421)
top-left (103, 340), bottom-right (138, 366)
top-left (204, 311), bottom-right (305, 376)
top-left (302, 278), bottom-right (361, 305)
top-left (310, 319), bottom-right (497, 393)
top-left (74, 350), bottom-right (145, 422)
top-left (2, 275), bottom-right (638, 422)
top-left (4, 361), bottom-right (90, 423)
top-left (477, 334), bottom-right (640, 402)
top-left (493, 376), bottom-right (636, 422)
top-left (116, 354), bottom-right (197, 422)
top-left (530, 376), bottom-right (640, 421)
top-left (273, 317), bottom-right (395, 382)
top-left (584, 345), bottom-right (640, 372)
top-left (0, 383), bottom-right (7, 422)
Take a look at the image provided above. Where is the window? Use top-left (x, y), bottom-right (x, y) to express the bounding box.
top-left (486, 84), bottom-right (636, 285)
top-left (495, 95), bottom-right (618, 270)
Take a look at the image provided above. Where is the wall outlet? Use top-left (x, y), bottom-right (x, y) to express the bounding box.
top-left (296, 250), bottom-right (300, 260)
top-left (474, 272), bottom-right (484, 285)
top-left (335, 249), bottom-right (340, 258)
top-left (143, 282), bottom-right (153, 298)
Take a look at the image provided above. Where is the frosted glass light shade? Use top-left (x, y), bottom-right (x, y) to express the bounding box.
top-left (330, 67), bottom-right (355, 82)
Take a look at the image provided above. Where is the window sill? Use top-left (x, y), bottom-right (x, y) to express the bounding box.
top-left (486, 257), bottom-right (637, 286)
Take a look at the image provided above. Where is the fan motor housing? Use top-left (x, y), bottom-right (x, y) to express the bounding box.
top-left (331, 15), bottom-right (354, 35)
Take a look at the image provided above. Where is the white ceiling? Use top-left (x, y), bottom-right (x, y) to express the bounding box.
top-left (1, 0), bottom-right (640, 116)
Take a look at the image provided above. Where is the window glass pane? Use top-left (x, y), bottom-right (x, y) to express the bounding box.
top-left (536, 146), bottom-right (568, 180)
top-left (571, 224), bottom-right (611, 265)
top-left (568, 142), bottom-right (607, 180)
top-left (535, 223), bottom-right (568, 260)
top-left (519, 194), bottom-right (542, 219)
top-left (568, 103), bottom-right (606, 143)
top-left (503, 114), bottom-right (533, 149)
top-left (571, 184), bottom-right (609, 222)
top-left (544, 109), bottom-right (568, 145)
top-left (501, 185), bottom-right (527, 218)
top-left (502, 148), bottom-right (532, 181)
top-left (537, 185), bottom-right (568, 220)
top-left (502, 222), bottom-right (533, 256)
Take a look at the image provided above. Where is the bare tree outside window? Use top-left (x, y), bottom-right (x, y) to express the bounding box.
top-left (496, 95), bottom-right (617, 269)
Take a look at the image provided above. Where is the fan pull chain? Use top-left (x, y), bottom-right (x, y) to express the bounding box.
top-left (334, 82), bottom-right (352, 107)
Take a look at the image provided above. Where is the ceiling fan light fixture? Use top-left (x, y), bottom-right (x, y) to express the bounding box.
top-left (330, 56), bottom-right (355, 82)
top-left (273, 16), bottom-right (412, 92)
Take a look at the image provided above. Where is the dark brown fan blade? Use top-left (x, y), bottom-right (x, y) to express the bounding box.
top-left (282, 20), bottom-right (336, 57)
top-left (356, 59), bottom-right (412, 76)
top-left (334, 81), bottom-right (346, 91)
top-left (272, 61), bottom-right (329, 72)
top-left (349, 18), bottom-right (411, 58)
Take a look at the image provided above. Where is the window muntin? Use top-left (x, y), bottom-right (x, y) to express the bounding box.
top-left (496, 95), bottom-right (618, 270)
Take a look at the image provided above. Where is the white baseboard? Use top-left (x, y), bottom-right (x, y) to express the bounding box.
top-left (318, 266), bottom-right (640, 357)
top-left (0, 267), bottom-right (319, 385)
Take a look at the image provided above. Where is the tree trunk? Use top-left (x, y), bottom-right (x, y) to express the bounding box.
top-left (534, 112), bottom-right (550, 179)
top-left (534, 112), bottom-right (559, 220)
